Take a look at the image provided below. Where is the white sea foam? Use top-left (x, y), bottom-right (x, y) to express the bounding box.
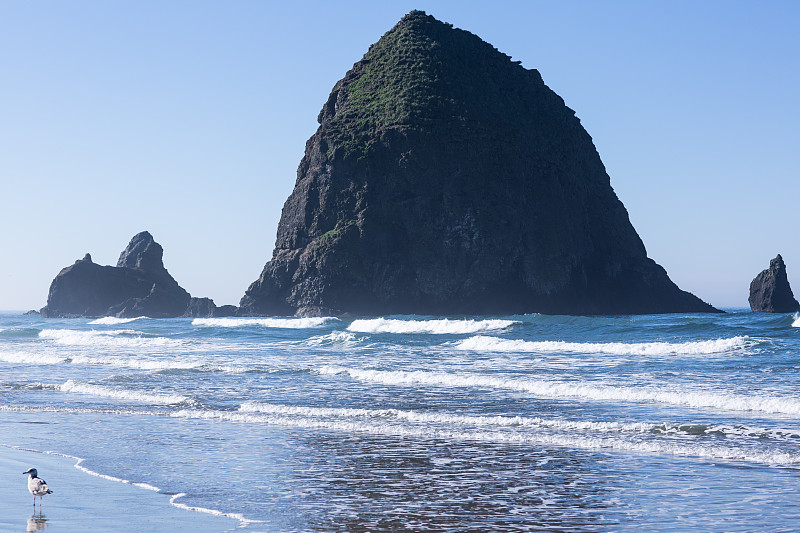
top-left (238, 401), bottom-right (652, 433)
top-left (0, 350), bottom-right (68, 365)
top-left (347, 318), bottom-right (519, 334)
top-left (192, 317), bottom-right (338, 328)
top-left (7, 402), bottom-right (800, 443)
top-left (88, 316), bottom-right (146, 325)
top-left (304, 331), bottom-right (362, 346)
top-left (39, 329), bottom-right (183, 348)
top-left (69, 354), bottom-right (206, 371)
top-left (3, 445), bottom-right (163, 491)
top-left (7, 403), bottom-right (800, 468)
top-left (36, 379), bottom-right (190, 405)
top-left (455, 335), bottom-right (753, 356)
top-left (170, 493), bottom-right (261, 525)
top-left (317, 366), bottom-right (800, 415)
top-left (0, 348), bottom-right (251, 372)
top-left (792, 313), bottom-right (800, 328)
top-left (0, 347), bottom-right (213, 371)
top-left (172, 408), bottom-right (800, 467)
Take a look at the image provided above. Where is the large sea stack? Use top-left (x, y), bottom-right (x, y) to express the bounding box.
top-left (749, 255), bottom-right (800, 313)
top-left (240, 11), bottom-right (718, 317)
top-left (41, 231), bottom-right (233, 318)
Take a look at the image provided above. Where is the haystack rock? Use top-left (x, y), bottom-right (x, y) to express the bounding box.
top-left (240, 11), bottom-right (719, 317)
top-left (749, 254), bottom-right (800, 313)
top-left (41, 231), bottom-right (231, 318)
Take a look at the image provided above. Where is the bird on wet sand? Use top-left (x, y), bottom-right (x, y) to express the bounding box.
top-left (23, 468), bottom-right (53, 509)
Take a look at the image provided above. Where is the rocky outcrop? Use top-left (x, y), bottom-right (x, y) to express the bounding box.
top-left (240, 11), bottom-right (719, 317)
top-left (41, 232), bottom-right (235, 318)
top-left (749, 255), bottom-right (800, 313)
top-left (183, 298), bottom-right (238, 318)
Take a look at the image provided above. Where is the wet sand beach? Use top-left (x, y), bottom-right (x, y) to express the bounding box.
top-left (0, 445), bottom-right (237, 533)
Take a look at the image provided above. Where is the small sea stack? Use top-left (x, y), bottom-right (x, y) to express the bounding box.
top-left (240, 10), bottom-right (718, 317)
top-left (40, 231), bottom-right (235, 318)
top-left (749, 254), bottom-right (800, 313)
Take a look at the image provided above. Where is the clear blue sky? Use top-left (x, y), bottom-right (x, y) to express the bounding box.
top-left (1, 1), bottom-right (798, 311)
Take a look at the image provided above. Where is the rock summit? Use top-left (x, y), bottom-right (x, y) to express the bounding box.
top-left (240, 10), bottom-right (718, 316)
top-left (749, 254), bottom-right (800, 313)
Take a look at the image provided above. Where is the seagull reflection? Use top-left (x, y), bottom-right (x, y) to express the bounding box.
top-left (27, 512), bottom-right (47, 532)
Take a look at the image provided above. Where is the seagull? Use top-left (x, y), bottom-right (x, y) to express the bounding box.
top-left (23, 468), bottom-right (53, 509)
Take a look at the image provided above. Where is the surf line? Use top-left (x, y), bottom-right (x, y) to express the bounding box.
top-left (0, 443), bottom-right (261, 528)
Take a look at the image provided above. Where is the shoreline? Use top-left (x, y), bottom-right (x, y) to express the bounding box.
top-left (0, 443), bottom-right (246, 532)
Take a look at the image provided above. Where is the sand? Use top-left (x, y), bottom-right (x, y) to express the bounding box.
top-left (0, 445), bottom-right (239, 532)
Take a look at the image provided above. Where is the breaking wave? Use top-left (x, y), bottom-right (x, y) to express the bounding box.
top-left (0, 350), bottom-right (68, 365)
top-left (317, 366), bottom-right (800, 415)
top-left (32, 380), bottom-right (190, 405)
top-left (455, 335), bottom-right (753, 356)
top-left (6, 402), bottom-right (800, 468)
top-left (88, 316), bottom-right (146, 325)
top-left (171, 406), bottom-right (800, 468)
top-left (347, 318), bottom-right (519, 334)
top-left (793, 313), bottom-right (800, 328)
top-left (192, 317), bottom-right (338, 329)
top-left (39, 329), bottom-right (183, 348)
top-left (303, 331), bottom-right (363, 346)
top-left (237, 401), bottom-right (653, 433)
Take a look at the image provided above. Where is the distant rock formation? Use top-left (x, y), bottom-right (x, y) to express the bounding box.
top-left (240, 10), bottom-right (718, 317)
top-left (41, 232), bottom-right (235, 318)
top-left (749, 254), bottom-right (800, 313)
top-left (183, 297), bottom-right (238, 318)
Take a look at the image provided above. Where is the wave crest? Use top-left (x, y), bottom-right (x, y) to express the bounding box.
top-left (171, 406), bottom-right (800, 467)
top-left (88, 317), bottom-right (146, 325)
top-left (347, 318), bottom-right (519, 334)
top-left (455, 335), bottom-right (752, 355)
top-left (39, 329), bottom-right (182, 348)
top-left (192, 317), bottom-right (338, 329)
top-left (33, 380), bottom-right (190, 405)
top-left (317, 366), bottom-right (800, 415)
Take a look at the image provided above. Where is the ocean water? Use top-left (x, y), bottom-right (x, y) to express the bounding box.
top-left (1, 310), bottom-right (800, 531)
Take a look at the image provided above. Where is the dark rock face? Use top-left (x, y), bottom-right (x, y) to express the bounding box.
top-left (749, 255), bottom-right (800, 313)
top-left (184, 297), bottom-right (217, 318)
top-left (41, 232), bottom-right (215, 318)
top-left (183, 297), bottom-right (238, 318)
top-left (215, 305), bottom-right (239, 317)
top-left (240, 11), bottom-right (719, 317)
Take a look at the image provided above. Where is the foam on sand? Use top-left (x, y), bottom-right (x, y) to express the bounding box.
top-left (0, 444), bottom-right (254, 528)
top-left (455, 335), bottom-right (752, 355)
top-left (192, 317), bottom-right (338, 328)
top-left (347, 318), bottom-right (519, 334)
